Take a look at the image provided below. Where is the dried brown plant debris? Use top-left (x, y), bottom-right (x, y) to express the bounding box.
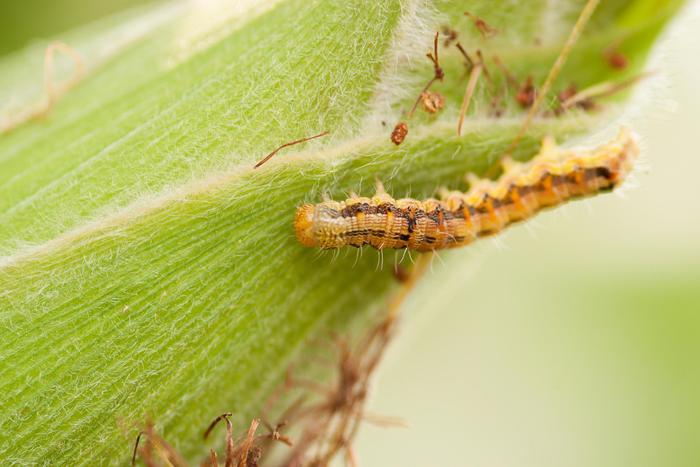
top-left (203, 413), bottom-right (236, 465)
top-left (130, 256), bottom-right (431, 467)
top-left (455, 43), bottom-right (475, 76)
top-left (261, 420), bottom-right (294, 447)
top-left (390, 31), bottom-right (446, 145)
top-left (492, 55), bottom-right (538, 110)
top-left (406, 32), bottom-right (445, 119)
top-left (464, 11), bottom-right (498, 38)
top-left (202, 414), bottom-right (296, 467)
top-left (390, 122), bottom-right (408, 145)
top-left (502, 0), bottom-right (600, 160)
top-left (456, 44), bottom-right (485, 136)
top-left (280, 328), bottom-right (393, 466)
top-left (419, 91), bottom-right (445, 114)
top-left (603, 42), bottom-right (629, 70)
top-left (556, 72), bottom-right (651, 113)
top-left (131, 421), bottom-right (188, 467)
top-left (275, 255), bottom-right (432, 466)
top-left (254, 131), bottom-right (329, 168)
top-left (441, 26), bottom-right (459, 47)
top-left (515, 75), bottom-right (536, 108)
top-left (491, 55), bottom-right (519, 89)
top-left (555, 84), bottom-right (586, 114)
top-left (475, 50), bottom-right (493, 86)
top-left (130, 414), bottom-right (292, 467)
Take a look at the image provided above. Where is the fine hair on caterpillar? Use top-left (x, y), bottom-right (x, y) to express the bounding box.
top-left (295, 128), bottom-right (639, 252)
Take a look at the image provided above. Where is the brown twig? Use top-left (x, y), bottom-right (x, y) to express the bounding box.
top-left (204, 413), bottom-right (233, 440)
top-left (253, 131), bottom-right (329, 168)
top-left (407, 32), bottom-right (444, 119)
top-left (146, 423), bottom-right (188, 467)
top-left (204, 413), bottom-right (234, 467)
top-left (492, 55), bottom-right (519, 89)
top-left (455, 42), bottom-right (475, 74)
top-left (261, 420), bottom-right (294, 447)
top-left (560, 72), bottom-right (652, 110)
top-left (457, 58), bottom-right (483, 136)
top-left (476, 50), bottom-right (493, 84)
top-left (131, 432), bottom-right (144, 467)
top-left (209, 449), bottom-right (220, 467)
top-left (236, 419), bottom-right (260, 467)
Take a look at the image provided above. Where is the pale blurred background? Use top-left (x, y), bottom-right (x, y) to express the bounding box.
top-left (2, 1), bottom-right (698, 466)
top-left (357, 3), bottom-right (700, 466)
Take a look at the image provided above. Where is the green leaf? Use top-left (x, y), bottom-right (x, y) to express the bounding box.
top-left (0, 0), bottom-right (684, 463)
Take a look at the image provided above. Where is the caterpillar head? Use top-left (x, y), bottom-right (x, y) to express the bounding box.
top-left (295, 203), bottom-right (346, 249)
top-left (294, 204), bottom-right (318, 247)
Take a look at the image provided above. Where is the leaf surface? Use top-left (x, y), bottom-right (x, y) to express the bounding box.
top-left (0, 0), bottom-right (684, 462)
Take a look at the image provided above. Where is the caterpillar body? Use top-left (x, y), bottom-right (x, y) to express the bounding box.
top-left (295, 128), bottom-right (638, 251)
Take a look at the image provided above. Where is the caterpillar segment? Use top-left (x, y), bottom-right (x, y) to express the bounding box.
top-left (294, 128), bottom-right (639, 251)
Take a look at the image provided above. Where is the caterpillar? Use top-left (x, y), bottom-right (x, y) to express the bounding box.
top-left (295, 128), bottom-right (638, 251)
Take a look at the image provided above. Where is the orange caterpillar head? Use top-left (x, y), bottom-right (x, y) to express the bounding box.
top-left (294, 204), bottom-right (319, 247)
top-left (294, 203), bottom-right (346, 249)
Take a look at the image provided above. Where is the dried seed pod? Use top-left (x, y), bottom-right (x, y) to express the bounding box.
top-left (390, 122), bottom-right (408, 145)
top-left (419, 91), bottom-right (445, 114)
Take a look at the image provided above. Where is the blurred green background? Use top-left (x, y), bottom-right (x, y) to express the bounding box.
top-left (1, 1), bottom-right (698, 466)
